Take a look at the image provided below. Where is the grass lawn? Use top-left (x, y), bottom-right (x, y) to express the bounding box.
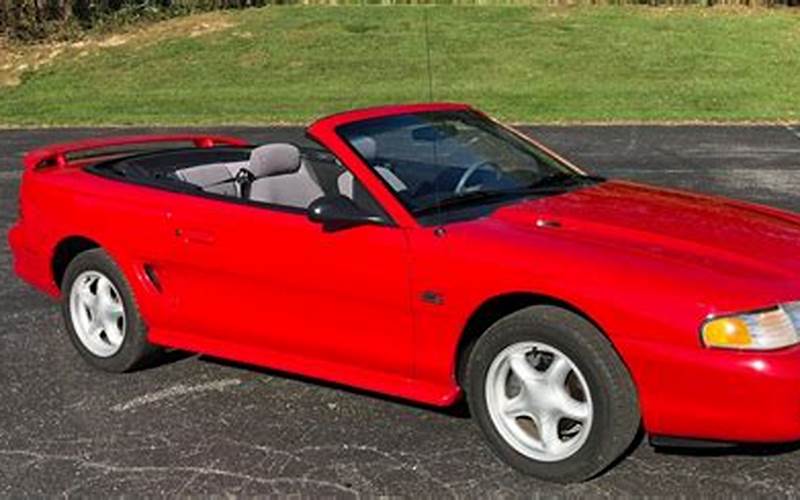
top-left (0, 6), bottom-right (799, 125)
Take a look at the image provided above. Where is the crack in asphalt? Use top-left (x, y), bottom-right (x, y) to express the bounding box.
top-left (0, 448), bottom-right (361, 496)
top-left (111, 379), bottom-right (244, 412)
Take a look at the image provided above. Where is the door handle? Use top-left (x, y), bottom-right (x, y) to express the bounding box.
top-left (175, 228), bottom-right (215, 245)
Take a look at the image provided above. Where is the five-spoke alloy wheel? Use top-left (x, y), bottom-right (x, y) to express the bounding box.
top-left (61, 248), bottom-right (162, 372)
top-left (465, 305), bottom-right (641, 482)
top-left (69, 270), bottom-right (126, 358)
top-left (485, 342), bottom-right (593, 462)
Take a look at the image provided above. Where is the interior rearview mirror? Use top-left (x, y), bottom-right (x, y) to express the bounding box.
top-left (411, 124), bottom-right (458, 142)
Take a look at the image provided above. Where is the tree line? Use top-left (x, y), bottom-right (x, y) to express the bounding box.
top-left (2, 0), bottom-right (798, 41)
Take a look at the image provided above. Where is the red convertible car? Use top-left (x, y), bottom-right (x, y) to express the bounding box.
top-left (9, 103), bottom-right (800, 482)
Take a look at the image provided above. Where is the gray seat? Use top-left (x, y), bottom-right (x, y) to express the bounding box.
top-left (174, 162), bottom-right (248, 196)
top-left (350, 135), bottom-right (377, 161)
top-left (246, 143), bottom-right (324, 209)
top-left (337, 167), bottom-right (407, 198)
top-left (337, 136), bottom-right (407, 199)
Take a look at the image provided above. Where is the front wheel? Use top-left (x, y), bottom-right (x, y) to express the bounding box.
top-left (464, 305), bottom-right (640, 482)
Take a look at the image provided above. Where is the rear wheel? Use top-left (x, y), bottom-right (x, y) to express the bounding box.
top-left (464, 305), bottom-right (640, 482)
top-left (61, 249), bottom-right (162, 372)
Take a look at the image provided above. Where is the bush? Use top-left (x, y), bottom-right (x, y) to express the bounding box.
top-left (0, 0), bottom-right (270, 41)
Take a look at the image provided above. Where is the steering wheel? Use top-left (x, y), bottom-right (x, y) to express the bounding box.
top-left (454, 161), bottom-right (503, 195)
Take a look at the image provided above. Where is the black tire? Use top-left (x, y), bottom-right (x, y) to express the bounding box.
top-left (60, 248), bottom-right (162, 372)
top-left (464, 305), bottom-right (640, 483)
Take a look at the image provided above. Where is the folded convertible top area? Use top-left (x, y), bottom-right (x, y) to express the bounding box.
top-left (23, 134), bottom-right (250, 170)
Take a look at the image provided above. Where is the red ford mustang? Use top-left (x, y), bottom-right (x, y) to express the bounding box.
top-left (9, 103), bottom-right (800, 482)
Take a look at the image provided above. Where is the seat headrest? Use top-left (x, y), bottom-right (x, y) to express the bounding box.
top-left (350, 136), bottom-right (376, 162)
top-left (249, 143), bottom-right (301, 178)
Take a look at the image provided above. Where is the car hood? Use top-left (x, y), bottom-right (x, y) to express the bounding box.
top-left (490, 180), bottom-right (800, 284)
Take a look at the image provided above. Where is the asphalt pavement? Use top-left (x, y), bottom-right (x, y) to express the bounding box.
top-left (2, 125), bottom-right (800, 496)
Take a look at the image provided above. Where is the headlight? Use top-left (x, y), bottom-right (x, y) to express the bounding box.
top-left (702, 302), bottom-right (800, 350)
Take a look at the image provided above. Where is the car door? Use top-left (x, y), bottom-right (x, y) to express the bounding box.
top-left (160, 162), bottom-right (414, 380)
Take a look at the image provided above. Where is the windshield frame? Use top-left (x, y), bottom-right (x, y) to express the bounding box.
top-left (333, 109), bottom-right (597, 226)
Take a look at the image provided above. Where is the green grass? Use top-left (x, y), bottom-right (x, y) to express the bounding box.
top-left (1, 6), bottom-right (799, 125)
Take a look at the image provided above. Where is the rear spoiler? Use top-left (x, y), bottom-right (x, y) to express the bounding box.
top-left (23, 134), bottom-right (250, 170)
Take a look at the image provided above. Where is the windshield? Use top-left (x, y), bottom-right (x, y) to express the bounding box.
top-left (337, 110), bottom-right (600, 220)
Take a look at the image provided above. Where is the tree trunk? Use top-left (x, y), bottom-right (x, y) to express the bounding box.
top-left (71, 0), bottom-right (93, 26)
top-left (0, 0), bottom-right (9, 30)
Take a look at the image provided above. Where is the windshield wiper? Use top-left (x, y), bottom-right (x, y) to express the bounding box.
top-left (412, 174), bottom-right (603, 216)
top-left (413, 190), bottom-right (513, 216)
top-left (528, 172), bottom-right (604, 189)
top-left (413, 184), bottom-right (566, 216)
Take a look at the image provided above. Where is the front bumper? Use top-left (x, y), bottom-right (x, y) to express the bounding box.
top-left (618, 337), bottom-right (800, 443)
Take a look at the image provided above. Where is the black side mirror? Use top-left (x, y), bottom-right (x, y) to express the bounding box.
top-left (307, 195), bottom-right (383, 231)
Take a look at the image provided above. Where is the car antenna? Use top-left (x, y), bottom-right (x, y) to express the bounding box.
top-left (423, 8), bottom-right (444, 229)
top-left (423, 8), bottom-right (434, 102)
